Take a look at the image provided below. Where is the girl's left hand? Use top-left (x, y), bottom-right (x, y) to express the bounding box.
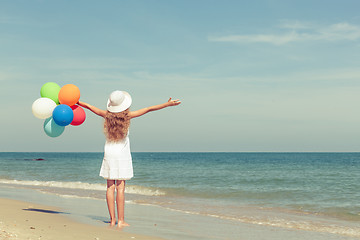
top-left (167, 98), bottom-right (181, 106)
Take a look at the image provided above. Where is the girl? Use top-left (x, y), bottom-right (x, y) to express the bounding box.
top-left (78, 90), bottom-right (181, 227)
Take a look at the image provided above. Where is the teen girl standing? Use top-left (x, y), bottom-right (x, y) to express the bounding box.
top-left (78, 90), bottom-right (181, 227)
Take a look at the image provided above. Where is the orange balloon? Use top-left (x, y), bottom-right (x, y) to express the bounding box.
top-left (58, 84), bottom-right (80, 106)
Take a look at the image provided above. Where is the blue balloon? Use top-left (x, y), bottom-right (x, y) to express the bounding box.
top-left (43, 118), bottom-right (65, 137)
top-left (52, 104), bottom-right (74, 126)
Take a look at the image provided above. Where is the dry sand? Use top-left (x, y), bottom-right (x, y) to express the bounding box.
top-left (0, 198), bottom-right (163, 240)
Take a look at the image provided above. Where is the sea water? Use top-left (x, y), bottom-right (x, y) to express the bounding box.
top-left (0, 152), bottom-right (360, 237)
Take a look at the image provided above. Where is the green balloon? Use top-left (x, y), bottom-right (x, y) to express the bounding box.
top-left (40, 82), bottom-right (61, 104)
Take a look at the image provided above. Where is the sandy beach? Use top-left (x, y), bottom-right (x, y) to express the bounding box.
top-left (0, 198), bottom-right (163, 240)
top-left (1, 184), bottom-right (359, 240)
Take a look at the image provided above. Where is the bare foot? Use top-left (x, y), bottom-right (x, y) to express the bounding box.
top-left (109, 220), bottom-right (116, 227)
top-left (118, 221), bottom-right (130, 227)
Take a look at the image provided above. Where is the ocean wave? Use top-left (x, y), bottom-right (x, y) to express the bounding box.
top-left (0, 179), bottom-right (166, 196)
top-left (161, 207), bottom-right (360, 238)
top-left (0, 179), bottom-right (106, 191)
top-left (125, 185), bottom-right (166, 196)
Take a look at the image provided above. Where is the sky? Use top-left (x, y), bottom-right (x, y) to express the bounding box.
top-left (1, 0), bottom-right (360, 152)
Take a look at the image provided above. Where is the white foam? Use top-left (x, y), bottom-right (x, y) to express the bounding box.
top-left (125, 185), bottom-right (166, 196)
top-left (0, 179), bottom-right (166, 196)
top-left (161, 208), bottom-right (360, 238)
top-left (0, 179), bottom-right (106, 191)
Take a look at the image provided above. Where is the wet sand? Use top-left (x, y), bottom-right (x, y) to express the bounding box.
top-left (0, 198), bottom-right (163, 240)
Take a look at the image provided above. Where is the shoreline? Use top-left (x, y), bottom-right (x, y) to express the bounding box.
top-left (0, 197), bottom-right (162, 240)
top-left (1, 185), bottom-right (360, 240)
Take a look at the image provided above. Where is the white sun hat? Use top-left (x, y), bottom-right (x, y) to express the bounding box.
top-left (107, 90), bottom-right (132, 113)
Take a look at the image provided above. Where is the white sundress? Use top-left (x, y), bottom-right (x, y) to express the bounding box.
top-left (99, 133), bottom-right (133, 180)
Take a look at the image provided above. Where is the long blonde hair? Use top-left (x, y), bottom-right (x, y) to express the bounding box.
top-left (104, 109), bottom-right (130, 142)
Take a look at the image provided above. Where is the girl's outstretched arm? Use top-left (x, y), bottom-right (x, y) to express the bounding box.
top-left (129, 98), bottom-right (181, 119)
top-left (78, 101), bottom-right (107, 118)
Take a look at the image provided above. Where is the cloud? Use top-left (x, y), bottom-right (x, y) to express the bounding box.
top-left (209, 22), bottom-right (360, 45)
top-left (209, 31), bottom-right (300, 45)
top-left (0, 16), bottom-right (18, 24)
top-left (0, 15), bottom-right (35, 25)
top-left (278, 20), bottom-right (314, 30)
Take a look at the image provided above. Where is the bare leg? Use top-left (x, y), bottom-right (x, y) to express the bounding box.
top-left (116, 180), bottom-right (130, 227)
top-left (106, 180), bottom-right (116, 226)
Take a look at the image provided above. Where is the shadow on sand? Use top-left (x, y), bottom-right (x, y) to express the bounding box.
top-left (22, 208), bottom-right (69, 214)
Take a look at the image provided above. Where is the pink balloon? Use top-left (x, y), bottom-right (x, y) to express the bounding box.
top-left (70, 105), bottom-right (86, 126)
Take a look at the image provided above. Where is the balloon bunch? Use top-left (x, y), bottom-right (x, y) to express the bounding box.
top-left (32, 82), bottom-right (86, 137)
